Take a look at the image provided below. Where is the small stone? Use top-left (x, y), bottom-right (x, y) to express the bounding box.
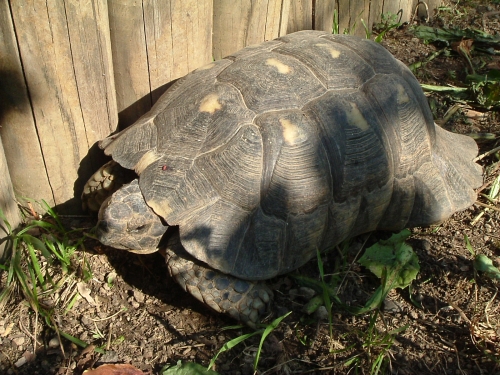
top-left (133, 290), bottom-right (145, 303)
top-left (12, 336), bottom-right (25, 346)
top-left (315, 306), bottom-right (329, 321)
top-left (420, 240), bottom-right (431, 252)
top-left (14, 356), bottom-right (27, 368)
top-left (383, 299), bottom-right (401, 312)
top-left (48, 337), bottom-right (60, 348)
top-left (99, 350), bottom-right (120, 363)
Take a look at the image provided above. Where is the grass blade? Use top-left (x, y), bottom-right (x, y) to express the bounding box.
top-left (253, 311), bottom-right (292, 370)
top-left (208, 331), bottom-right (259, 370)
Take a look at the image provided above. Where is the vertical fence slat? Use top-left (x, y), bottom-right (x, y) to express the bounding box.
top-left (213, 0), bottom-right (290, 61)
top-left (350, 0), bottom-right (369, 36)
top-left (108, 0), bottom-right (151, 128)
top-left (315, 0), bottom-right (337, 33)
top-left (65, 0), bottom-right (118, 153)
top-left (0, 0), bottom-right (54, 209)
top-left (0, 137), bottom-right (21, 260)
top-left (286, 0), bottom-right (312, 33)
top-left (337, 0), bottom-right (370, 36)
top-left (10, 1), bottom-right (88, 213)
top-left (8, 0), bottom-right (118, 213)
top-left (144, 0), bottom-right (213, 103)
top-left (368, 0), bottom-right (384, 31)
top-left (382, 0), bottom-right (418, 22)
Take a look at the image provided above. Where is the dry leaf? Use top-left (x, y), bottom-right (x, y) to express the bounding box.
top-left (83, 363), bottom-right (144, 375)
top-left (452, 39), bottom-right (474, 57)
top-left (77, 282), bottom-right (96, 305)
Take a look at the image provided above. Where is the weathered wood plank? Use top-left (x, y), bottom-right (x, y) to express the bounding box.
top-left (381, 0), bottom-right (411, 24)
top-left (368, 0), bottom-right (385, 31)
top-left (9, 0), bottom-right (118, 212)
top-left (64, 0), bottom-right (118, 190)
top-left (287, 0), bottom-right (312, 33)
top-left (315, 0), bottom-right (337, 33)
top-left (0, 138), bottom-right (21, 260)
top-left (336, 0), bottom-right (370, 36)
top-left (0, 0), bottom-right (54, 209)
top-left (350, 0), bottom-right (369, 36)
top-left (213, 0), bottom-right (290, 60)
top-left (338, 0), bottom-right (350, 34)
top-left (108, 0), bottom-right (151, 128)
top-left (64, 0), bottom-right (118, 153)
top-left (143, 0), bottom-right (213, 103)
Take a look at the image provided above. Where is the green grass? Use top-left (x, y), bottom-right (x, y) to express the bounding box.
top-left (0, 201), bottom-right (93, 351)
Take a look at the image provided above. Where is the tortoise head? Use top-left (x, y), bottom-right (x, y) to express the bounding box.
top-left (96, 179), bottom-right (169, 253)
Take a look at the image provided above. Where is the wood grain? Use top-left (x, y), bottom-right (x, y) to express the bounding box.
top-left (213, 0), bottom-right (290, 60)
top-left (108, 0), bottom-right (151, 128)
top-left (0, 138), bottom-right (21, 260)
top-left (9, 0), bottom-right (117, 212)
top-left (0, 0), bottom-right (53, 209)
top-left (315, 0), bottom-right (337, 32)
top-left (143, 0), bottom-right (213, 103)
top-left (286, 0), bottom-right (312, 33)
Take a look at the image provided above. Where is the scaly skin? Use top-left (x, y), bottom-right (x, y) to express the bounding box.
top-left (164, 232), bottom-right (273, 328)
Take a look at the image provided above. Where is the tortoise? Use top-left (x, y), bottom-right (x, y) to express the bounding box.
top-left (83, 30), bottom-right (482, 326)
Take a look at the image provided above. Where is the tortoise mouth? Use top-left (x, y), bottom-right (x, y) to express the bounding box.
top-left (96, 218), bottom-right (168, 253)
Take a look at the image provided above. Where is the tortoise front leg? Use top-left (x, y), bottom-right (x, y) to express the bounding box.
top-left (82, 160), bottom-right (134, 212)
top-left (165, 235), bottom-right (274, 328)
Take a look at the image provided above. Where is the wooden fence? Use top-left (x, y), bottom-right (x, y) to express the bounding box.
top-left (0, 0), bottom-right (440, 256)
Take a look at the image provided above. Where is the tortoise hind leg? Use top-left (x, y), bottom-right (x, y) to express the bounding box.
top-left (164, 232), bottom-right (274, 328)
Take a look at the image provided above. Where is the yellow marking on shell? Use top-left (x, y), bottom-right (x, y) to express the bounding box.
top-left (315, 43), bottom-right (341, 58)
top-left (148, 199), bottom-right (173, 218)
top-left (280, 118), bottom-right (301, 145)
top-left (134, 150), bottom-right (161, 175)
top-left (266, 58), bottom-right (292, 74)
top-left (196, 62), bottom-right (215, 71)
top-left (346, 102), bottom-right (370, 131)
top-left (199, 93), bottom-right (222, 114)
top-left (396, 84), bottom-right (410, 104)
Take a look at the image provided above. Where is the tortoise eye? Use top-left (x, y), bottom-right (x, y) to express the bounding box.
top-left (129, 224), bottom-right (147, 233)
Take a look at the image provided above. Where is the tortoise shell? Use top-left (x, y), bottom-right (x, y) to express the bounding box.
top-left (100, 30), bottom-right (482, 280)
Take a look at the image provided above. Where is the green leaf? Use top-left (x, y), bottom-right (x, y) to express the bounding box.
top-left (488, 173), bottom-right (500, 201)
top-left (412, 25), bottom-right (500, 46)
top-left (464, 234), bottom-right (475, 256)
top-left (357, 230), bottom-right (419, 310)
top-left (474, 254), bottom-right (500, 281)
top-left (163, 361), bottom-right (220, 375)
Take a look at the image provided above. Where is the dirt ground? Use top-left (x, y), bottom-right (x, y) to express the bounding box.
top-left (1, 1), bottom-right (500, 374)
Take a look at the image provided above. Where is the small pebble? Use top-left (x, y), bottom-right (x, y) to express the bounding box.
top-left (14, 356), bottom-right (27, 368)
top-left (100, 350), bottom-right (119, 363)
top-left (420, 240), bottom-right (431, 252)
top-left (383, 299), bottom-right (400, 312)
top-left (315, 306), bottom-right (329, 321)
top-left (133, 290), bottom-right (145, 303)
top-left (48, 337), bottom-right (60, 348)
top-left (12, 336), bottom-right (25, 346)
